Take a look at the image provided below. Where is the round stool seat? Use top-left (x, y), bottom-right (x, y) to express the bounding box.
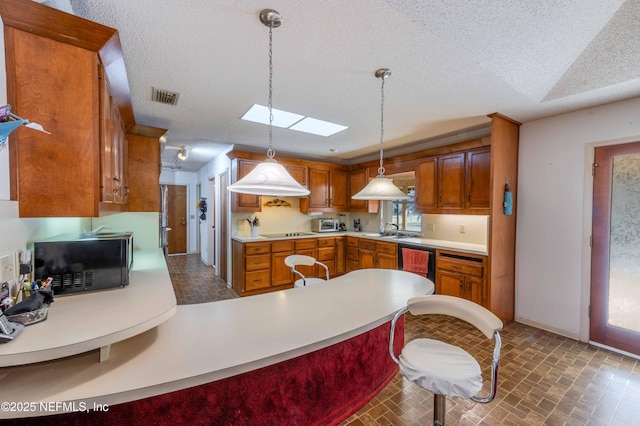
top-left (399, 338), bottom-right (482, 399)
top-left (293, 278), bottom-right (325, 288)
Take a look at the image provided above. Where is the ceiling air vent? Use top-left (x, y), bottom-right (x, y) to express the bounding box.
top-left (152, 87), bottom-right (180, 106)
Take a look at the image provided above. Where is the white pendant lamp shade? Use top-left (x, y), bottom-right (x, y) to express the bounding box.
top-left (352, 68), bottom-right (409, 201)
top-left (228, 8), bottom-right (309, 197)
top-left (352, 175), bottom-right (408, 200)
top-left (228, 159), bottom-right (310, 196)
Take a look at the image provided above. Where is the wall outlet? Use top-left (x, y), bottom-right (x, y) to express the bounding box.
top-left (427, 223), bottom-right (435, 231)
top-left (459, 224), bottom-right (466, 233)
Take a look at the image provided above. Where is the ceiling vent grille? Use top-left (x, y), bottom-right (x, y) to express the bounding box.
top-left (152, 87), bottom-right (180, 106)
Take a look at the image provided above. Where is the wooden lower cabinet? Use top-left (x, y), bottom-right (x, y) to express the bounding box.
top-left (435, 249), bottom-right (487, 307)
top-left (358, 239), bottom-right (398, 270)
top-left (271, 240), bottom-right (295, 287)
top-left (346, 237), bottom-right (359, 272)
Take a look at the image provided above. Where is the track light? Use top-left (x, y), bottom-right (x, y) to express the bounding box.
top-left (177, 147), bottom-right (188, 161)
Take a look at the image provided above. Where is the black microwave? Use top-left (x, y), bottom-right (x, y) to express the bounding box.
top-left (33, 232), bottom-right (133, 295)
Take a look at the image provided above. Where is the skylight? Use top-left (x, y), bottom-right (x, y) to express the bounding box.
top-left (241, 104), bottom-right (348, 137)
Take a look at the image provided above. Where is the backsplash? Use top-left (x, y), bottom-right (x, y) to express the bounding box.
top-left (231, 196), bottom-right (488, 246)
top-left (421, 214), bottom-right (488, 245)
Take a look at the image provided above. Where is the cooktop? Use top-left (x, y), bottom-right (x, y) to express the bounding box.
top-left (260, 232), bottom-right (316, 238)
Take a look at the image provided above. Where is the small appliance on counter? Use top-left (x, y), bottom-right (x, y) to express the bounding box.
top-left (311, 218), bottom-right (339, 233)
top-left (338, 214), bottom-right (347, 231)
top-left (353, 219), bottom-right (362, 232)
top-left (33, 232), bottom-right (133, 295)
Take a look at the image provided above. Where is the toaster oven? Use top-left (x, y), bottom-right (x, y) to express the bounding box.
top-left (311, 218), bottom-right (339, 233)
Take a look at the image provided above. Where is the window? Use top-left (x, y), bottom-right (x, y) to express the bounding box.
top-left (391, 187), bottom-right (421, 233)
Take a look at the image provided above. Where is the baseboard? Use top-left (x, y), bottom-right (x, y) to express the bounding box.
top-left (514, 316), bottom-right (581, 340)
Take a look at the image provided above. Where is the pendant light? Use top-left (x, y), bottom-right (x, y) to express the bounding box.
top-left (228, 9), bottom-right (310, 196)
top-left (352, 69), bottom-right (409, 200)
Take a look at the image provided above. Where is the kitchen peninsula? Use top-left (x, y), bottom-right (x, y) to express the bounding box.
top-left (0, 266), bottom-right (433, 425)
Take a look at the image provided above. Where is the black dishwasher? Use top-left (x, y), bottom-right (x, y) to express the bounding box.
top-left (398, 243), bottom-right (436, 282)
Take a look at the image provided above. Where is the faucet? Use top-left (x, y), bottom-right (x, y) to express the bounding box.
top-left (90, 225), bottom-right (111, 234)
top-left (385, 223), bottom-right (400, 238)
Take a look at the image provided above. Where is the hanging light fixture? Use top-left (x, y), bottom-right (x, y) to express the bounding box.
top-left (177, 147), bottom-right (188, 161)
top-left (228, 9), bottom-right (310, 196)
top-left (352, 69), bottom-right (409, 200)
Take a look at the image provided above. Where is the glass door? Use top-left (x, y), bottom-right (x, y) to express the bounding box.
top-left (591, 142), bottom-right (640, 355)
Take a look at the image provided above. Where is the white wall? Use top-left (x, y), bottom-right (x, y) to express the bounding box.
top-left (516, 96), bottom-right (640, 339)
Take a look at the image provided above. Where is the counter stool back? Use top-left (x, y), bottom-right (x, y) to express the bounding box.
top-left (388, 295), bottom-right (503, 426)
top-left (284, 255), bottom-right (330, 287)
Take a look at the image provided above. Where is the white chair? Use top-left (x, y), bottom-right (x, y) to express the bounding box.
top-left (284, 255), bottom-right (329, 287)
top-left (389, 295), bottom-right (503, 426)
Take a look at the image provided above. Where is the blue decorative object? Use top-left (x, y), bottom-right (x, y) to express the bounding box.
top-left (503, 178), bottom-right (513, 215)
top-left (0, 120), bottom-right (26, 151)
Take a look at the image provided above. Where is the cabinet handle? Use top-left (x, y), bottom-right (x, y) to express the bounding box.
top-left (459, 279), bottom-right (463, 288)
top-left (467, 194), bottom-right (471, 203)
top-left (452, 265), bottom-right (462, 270)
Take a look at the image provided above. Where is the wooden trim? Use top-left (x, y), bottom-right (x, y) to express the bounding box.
top-left (128, 125), bottom-right (168, 138)
top-left (486, 113), bottom-right (520, 323)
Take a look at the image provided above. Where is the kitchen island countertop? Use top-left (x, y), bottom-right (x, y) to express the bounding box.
top-left (0, 269), bottom-right (433, 419)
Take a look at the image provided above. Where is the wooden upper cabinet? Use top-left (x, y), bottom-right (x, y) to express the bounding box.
top-left (415, 148), bottom-right (490, 214)
top-left (2, 0), bottom-right (162, 217)
top-left (302, 168), bottom-right (348, 212)
top-left (348, 168), bottom-right (378, 213)
top-left (465, 147), bottom-right (491, 210)
top-left (231, 159), bottom-right (262, 212)
top-left (127, 132), bottom-right (162, 212)
top-left (415, 157), bottom-right (438, 211)
top-left (6, 28), bottom-right (102, 217)
top-left (438, 152), bottom-right (466, 209)
top-left (284, 164), bottom-right (308, 187)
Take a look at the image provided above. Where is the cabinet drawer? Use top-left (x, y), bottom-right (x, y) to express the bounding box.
top-left (347, 237), bottom-right (359, 248)
top-left (317, 238), bottom-right (335, 248)
top-left (317, 247), bottom-right (335, 261)
top-left (271, 240), bottom-right (295, 253)
top-left (245, 243), bottom-right (271, 255)
top-left (377, 242), bottom-right (397, 256)
top-left (346, 246), bottom-right (359, 261)
top-left (359, 239), bottom-right (376, 251)
top-left (245, 270), bottom-right (271, 291)
top-left (296, 239), bottom-right (316, 250)
top-left (437, 258), bottom-right (483, 276)
top-left (245, 254), bottom-right (271, 271)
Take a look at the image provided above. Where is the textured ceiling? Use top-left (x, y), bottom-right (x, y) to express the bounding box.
top-left (65, 0), bottom-right (640, 172)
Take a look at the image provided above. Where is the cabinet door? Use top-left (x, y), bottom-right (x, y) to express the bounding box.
top-left (348, 169), bottom-right (368, 212)
top-left (127, 133), bottom-right (161, 212)
top-left (285, 164), bottom-right (308, 187)
top-left (272, 251), bottom-right (294, 286)
top-left (359, 249), bottom-right (376, 269)
top-left (437, 270), bottom-right (465, 298)
top-left (466, 275), bottom-right (484, 305)
top-left (376, 253), bottom-right (397, 270)
top-left (438, 152), bottom-right (465, 208)
top-left (100, 68), bottom-right (114, 203)
top-left (111, 103), bottom-right (127, 204)
top-left (335, 237), bottom-right (346, 275)
top-left (232, 159), bottom-right (262, 212)
top-left (329, 170), bottom-right (348, 210)
top-left (415, 157), bottom-right (438, 211)
top-left (308, 169), bottom-right (330, 208)
top-left (465, 147), bottom-right (491, 209)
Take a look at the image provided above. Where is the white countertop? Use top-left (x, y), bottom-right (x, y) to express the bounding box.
top-left (0, 269), bottom-right (433, 418)
top-left (0, 249), bottom-right (177, 367)
top-left (232, 231), bottom-right (488, 255)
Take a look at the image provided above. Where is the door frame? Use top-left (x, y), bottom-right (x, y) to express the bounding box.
top-left (581, 134), bottom-right (640, 352)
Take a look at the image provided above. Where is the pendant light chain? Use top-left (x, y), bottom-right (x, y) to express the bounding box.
top-left (378, 75), bottom-right (386, 176)
top-left (267, 23), bottom-right (275, 160)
